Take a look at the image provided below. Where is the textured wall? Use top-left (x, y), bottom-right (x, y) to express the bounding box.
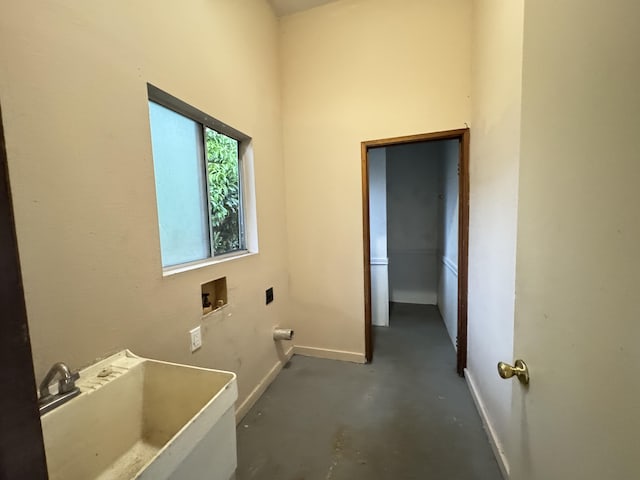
top-left (466, 0), bottom-right (524, 473)
top-left (0, 0), bottom-right (290, 415)
top-left (281, 0), bottom-right (471, 357)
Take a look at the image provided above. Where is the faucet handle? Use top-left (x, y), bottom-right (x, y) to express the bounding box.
top-left (58, 371), bottom-right (80, 394)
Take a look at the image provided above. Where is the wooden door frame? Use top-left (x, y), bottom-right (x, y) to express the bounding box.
top-left (0, 104), bottom-right (49, 478)
top-left (361, 128), bottom-right (470, 376)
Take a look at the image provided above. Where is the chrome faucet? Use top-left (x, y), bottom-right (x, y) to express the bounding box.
top-left (38, 362), bottom-right (81, 415)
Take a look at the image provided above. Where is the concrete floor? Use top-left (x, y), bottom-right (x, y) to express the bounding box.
top-left (236, 303), bottom-right (502, 479)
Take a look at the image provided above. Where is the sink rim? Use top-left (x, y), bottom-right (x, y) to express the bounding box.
top-left (41, 350), bottom-right (238, 480)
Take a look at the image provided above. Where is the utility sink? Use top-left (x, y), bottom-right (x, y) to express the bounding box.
top-left (40, 350), bottom-right (238, 480)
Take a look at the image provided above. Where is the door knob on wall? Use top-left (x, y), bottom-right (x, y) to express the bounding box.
top-left (497, 359), bottom-right (530, 385)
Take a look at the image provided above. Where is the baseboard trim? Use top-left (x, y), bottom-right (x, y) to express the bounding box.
top-left (235, 346), bottom-right (294, 423)
top-left (437, 303), bottom-right (457, 351)
top-left (294, 345), bottom-right (366, 364)
top-left (388, 248), bottom-right (438, 256)
top-left (465, 369), bottom-right (510, 479)
top-left (389, 293), bottom-right (438, 305)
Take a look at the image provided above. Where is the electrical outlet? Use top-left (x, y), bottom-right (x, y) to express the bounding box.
top-left (266, 287), bottom-right (274, 305)
top-left (190, 326), bottom-right (202, 352)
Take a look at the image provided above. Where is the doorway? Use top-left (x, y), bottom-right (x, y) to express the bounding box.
top-left (0, 104), bottom-right (49, 477)
top-left (361, 129), bottom-right (469, 375)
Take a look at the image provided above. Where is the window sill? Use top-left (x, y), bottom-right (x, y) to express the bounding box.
top-left (162, 251), bottom-right (256, 277)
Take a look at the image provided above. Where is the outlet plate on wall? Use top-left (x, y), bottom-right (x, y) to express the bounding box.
top-left (190, 326), bottom-right (202, 352)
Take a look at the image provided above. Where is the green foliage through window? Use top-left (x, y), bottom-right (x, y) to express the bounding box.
top-left (205, 128), bottom-right (242, 254)
top-left (147, 86), bottom-right (250, 268)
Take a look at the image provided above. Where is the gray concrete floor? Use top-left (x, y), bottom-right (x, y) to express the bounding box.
top-left (236, 303), bottom-right (502, 480)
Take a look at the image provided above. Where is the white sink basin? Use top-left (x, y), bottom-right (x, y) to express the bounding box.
top-left (41, 351), bottom-right (237, 480)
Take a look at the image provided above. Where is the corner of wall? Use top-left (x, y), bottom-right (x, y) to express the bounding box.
top-left (467, 0), bottom-right (524, 474)
top-left (465, 369), bottom-right (510, 479)
top-left (236, 345), bottom-right (294, 423)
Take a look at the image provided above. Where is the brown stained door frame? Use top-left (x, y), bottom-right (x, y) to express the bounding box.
top-left (0, 105), bottom-right (49, 478)
top-left (361, 128), bottom-right (470, 376)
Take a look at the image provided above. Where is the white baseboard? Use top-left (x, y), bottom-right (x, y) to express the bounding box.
top-left (390, 293), bottom-right (438, 305)
top-left (294, 345), bottom-right (366, 364)
top-left (235, 346), bottom-right (294, 423)
top-left (465, 369), bottom-right (510, 479)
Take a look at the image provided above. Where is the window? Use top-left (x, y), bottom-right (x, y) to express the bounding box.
top-left (147, 84), bottom-right (253, 269)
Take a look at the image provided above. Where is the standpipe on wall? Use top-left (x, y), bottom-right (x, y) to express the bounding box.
top-left (273, 328), bottom-right (294, 341)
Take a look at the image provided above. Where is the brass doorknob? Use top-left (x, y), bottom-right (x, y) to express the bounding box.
top-left (497, 359), bottom-right (529, 385)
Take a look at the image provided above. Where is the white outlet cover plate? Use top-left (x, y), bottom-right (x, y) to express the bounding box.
top-left (190, 326), bottom-right (202, 352)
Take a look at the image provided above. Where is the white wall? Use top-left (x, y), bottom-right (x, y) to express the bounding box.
top-left (386, 142), bottom-right (442, 305)
top-left (281, 0), bottom-right (471, 358)
top-left (466, 0), bottom-right (524, 475)
top-left (368, 147), bottom-right (389, 327)
top-left (0, 0), bottom-right (290, 419)
top-left (437, 139), bottom-right (459, 347)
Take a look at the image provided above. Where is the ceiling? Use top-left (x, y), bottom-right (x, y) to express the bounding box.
top-left (267, 0), bottom-right (340, 17)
